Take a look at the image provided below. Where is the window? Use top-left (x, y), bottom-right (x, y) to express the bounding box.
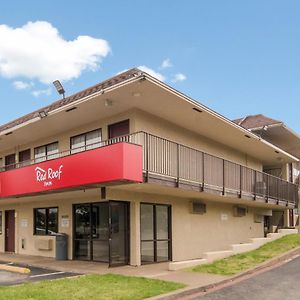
top-left (34, 142), bottom-right (59, 163)
top-left (5, 153), bottom-right (16, 170)
top-left (34, 207), bottom-right (58, 235)
top-left (71, 129), bottom-right (102, 154)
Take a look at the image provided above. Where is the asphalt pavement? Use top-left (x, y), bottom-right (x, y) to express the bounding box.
top-left (192, 255), bottom-right (300, 300)
top-left (0, 262), bottom-right (80, 286)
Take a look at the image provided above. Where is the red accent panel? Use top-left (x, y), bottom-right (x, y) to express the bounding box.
top-left (0, 143), bottom-right (143, 198)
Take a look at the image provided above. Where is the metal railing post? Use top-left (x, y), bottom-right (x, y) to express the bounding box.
top-left (266, 175), bottom-right (269, 203)
top-left (254, 171), bottom-right (257, 200)
top-left (240, 165), bottom-right (242, 198)
top-left (202, 153), bottom-right (205, 191)
top-left (145, 133), bottom-right (149, 182)
top-left (222, 159), bottom-right (225, 195)
top-left (177, 144), bottom-right (180, 188)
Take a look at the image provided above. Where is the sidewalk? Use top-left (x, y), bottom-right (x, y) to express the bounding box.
top-left (0, 247), bottom-right (299, 299)
top-left (0, 252), bottom-right (227, 288)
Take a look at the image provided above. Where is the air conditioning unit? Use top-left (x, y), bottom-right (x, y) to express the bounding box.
top-left (233, 206), bottom-right (247, 217)
top-left (190, 201), bottom-right (206, 215)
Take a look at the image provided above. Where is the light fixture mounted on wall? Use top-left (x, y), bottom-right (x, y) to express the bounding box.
top-left (38, 110), bottom-right (48, 118)
top-left (104, 99), bottom-right (113, 107)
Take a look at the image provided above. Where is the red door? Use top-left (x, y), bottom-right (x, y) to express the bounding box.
top-left (5, 210), bottom-right (15, 252)
top-left (108, 120), bottom-right (129, 139)
top-left (289, 209), bottom-right (294, 227)
top-left (19, 149), bottom-right (31, 167)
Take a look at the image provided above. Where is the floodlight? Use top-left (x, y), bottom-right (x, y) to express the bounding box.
top-left (53, 80), bottom-right (65, 98)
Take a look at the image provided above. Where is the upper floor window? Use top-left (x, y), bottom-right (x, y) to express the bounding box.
top-left (34, 142), bottom-right (59, 163)
top-left (5, 153), bottom-right (16, 170)
top-left (71, 129), bottom-right (102, 154)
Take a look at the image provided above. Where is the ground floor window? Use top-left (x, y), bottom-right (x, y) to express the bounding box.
top-left (34, 207), bottom-right (58, 235)
top-left (140, 203), bottom-right (171, 263)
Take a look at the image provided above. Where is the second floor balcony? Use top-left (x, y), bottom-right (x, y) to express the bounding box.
top-left (0, 131), bottom-right (298, 207)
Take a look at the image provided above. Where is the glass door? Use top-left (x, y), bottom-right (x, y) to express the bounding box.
top-left (73, 201), bottom-right (129, 266)
top-left (140, 203), bottom-right (171, 264)
top-left (92, 203), bottom-right (109, 262)
top-left (109, 201), bottom-right (130, 267)
top-left (74, 204), bottom-right (91, 260)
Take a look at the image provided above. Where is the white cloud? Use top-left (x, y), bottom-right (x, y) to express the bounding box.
top-left (138, 65), bottom-right (165, 81)
top-left (160, 58), bottom-right (172, 69)
top-left (13, 80), bottom-right (33, 90)
top-left (172, 73), bottom-right (187, 82)
top-left (31, 88), bottom-right (52, 97)
top-left (0, 21), bottom-right (110, 84)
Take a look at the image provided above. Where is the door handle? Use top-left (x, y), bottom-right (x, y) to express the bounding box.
top-left (6, 228), bottom-right (9, 237)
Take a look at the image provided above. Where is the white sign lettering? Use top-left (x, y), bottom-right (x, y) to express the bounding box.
top-left (35, 165), bottom-right (63, 187)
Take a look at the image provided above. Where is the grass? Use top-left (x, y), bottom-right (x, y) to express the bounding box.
top-left (0, 273), bottom-right (185, 300)
top-left (192, 233), bottom-right (300, 276)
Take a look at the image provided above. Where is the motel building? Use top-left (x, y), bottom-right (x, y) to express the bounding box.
top-left (0, 68), bottom-right (298, 268)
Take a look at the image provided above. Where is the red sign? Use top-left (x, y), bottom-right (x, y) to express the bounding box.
top-left (0, 143), bottom-right (143, 198)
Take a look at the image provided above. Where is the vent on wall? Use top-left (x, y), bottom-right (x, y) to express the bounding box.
top-left (233, 206), bottom-right (247, 217)
top-left (190, 201), bottom-right (206, 215)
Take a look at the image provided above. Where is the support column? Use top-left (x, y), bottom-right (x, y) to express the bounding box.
top-left (130, 201), bottom-right (141, 266)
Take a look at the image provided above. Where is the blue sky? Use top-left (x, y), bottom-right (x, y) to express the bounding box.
top-left (1, 1), bottom-right (300, 131)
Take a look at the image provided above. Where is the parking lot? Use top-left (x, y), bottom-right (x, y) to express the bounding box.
top-left (0, 262), bottom-right (81, 286)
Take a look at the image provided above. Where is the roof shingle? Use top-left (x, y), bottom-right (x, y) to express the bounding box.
top-left (0, 68), bottom-right (141, 133)
top-left (233, 114), bottom-right (282, 130)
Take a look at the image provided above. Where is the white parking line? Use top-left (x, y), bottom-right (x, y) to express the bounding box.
top-left (30, 271), bottom-right (65, 278)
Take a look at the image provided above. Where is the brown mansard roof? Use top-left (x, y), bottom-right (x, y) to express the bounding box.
top-left (233, 114), bottom-right (282, 130)
top-left (0, 68), bottom-right (142, 133)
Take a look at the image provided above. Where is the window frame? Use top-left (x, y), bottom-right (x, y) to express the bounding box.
top-left (140, 203), bottom-right (172, 264)
top-left (33, 207), bottom-right (58, 236)
top-left (34, 141), bottom-right (59, 162)
top-left (70, 128), bottom-right (102, 153)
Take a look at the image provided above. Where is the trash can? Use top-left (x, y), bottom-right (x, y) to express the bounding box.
top-left (55, 233), bottom-right (68, 260)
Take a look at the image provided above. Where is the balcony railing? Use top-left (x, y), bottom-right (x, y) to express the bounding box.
top-left (1, 131), bottom-right (298, 205)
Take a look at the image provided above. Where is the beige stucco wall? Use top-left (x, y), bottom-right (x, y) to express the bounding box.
top-left (0, 110), bottom-right (136, 164)
top-left (0, 109), bottom-right (263, 172)
top-left (132, 109), bottom-right (262, 170)
top-left (0, 185), bottom-right (265, 265)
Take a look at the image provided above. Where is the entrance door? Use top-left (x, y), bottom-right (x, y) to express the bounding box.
top-left (289, 209), bottom-right (294, 227)
top-left (5, 154), bottom-right (16, 171)
top-left (5, 210), bottom-right (15, 252)
top-left (140, 204), bottom-right (171, 264)
top-left (19, 149), bottom-right (31, 167)
top-left (108, 120), bottom-right (129, 139)
top-left (109, 201), bottom-right (130, 266)
top-left (73, 201), bottom-right (129, 266)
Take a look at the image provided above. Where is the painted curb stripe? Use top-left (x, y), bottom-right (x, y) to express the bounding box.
top-left (0, 264), bottom-right (30, 274)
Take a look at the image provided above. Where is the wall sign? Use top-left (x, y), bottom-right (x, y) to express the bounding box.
top-left (61, 218), bottom-right (69, 228)
top-left (0, 143), bottom-right (143, 198)
top-left (21, 219), bottom-right (28, 228)
top-left (221, 213), bottom-right (228, 221)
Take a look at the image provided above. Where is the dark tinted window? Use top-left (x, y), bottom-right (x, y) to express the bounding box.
top-left (34, 207), bottom-right (58, 235)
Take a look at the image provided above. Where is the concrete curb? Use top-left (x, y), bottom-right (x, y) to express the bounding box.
top-left (149, 246), bottom-right (300, 300)
top-left (0, 264), bottom-right (30, 274)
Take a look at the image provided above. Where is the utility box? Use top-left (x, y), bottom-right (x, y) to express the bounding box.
top-left (55, 233), bottom-right (68, 260)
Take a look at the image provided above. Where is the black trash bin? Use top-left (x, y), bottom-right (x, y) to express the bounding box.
top-left (55, 233), bottom-right (68, 260)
